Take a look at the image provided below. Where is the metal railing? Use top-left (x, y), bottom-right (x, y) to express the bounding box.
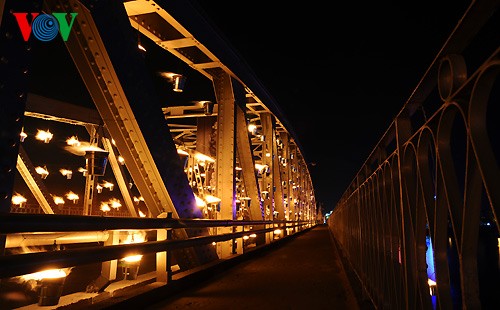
top-left (328, 1), bottom-right (499, 309)
top-left (0, 212), bottom-right (316, 307)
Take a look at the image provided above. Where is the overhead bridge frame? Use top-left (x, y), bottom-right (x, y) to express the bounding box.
top-left (0, 0), bottom-right (319, 306)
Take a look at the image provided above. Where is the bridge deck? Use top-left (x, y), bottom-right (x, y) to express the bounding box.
top-left (135, 225), bottom-right (363, 310)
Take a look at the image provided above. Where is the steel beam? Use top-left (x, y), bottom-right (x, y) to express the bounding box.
top-left (236, 106), bottom-right (263, 220)
top-left (213, 69), bottom-right (237, 258)
top-left (16, 146), bottom-right (56, 214)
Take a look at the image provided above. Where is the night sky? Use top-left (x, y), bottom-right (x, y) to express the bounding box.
top-left (192, 1), bottom-right (472, 213)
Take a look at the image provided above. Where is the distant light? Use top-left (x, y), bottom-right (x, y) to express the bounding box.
top-left (194, 152), bottom-right (215, 163)
top-left (204, 194), bottom-right (221, 204)
top-left (20, 130), bottom-right (27, 142)
top-left (66, 136), bottom-right (80, 146)
top-left (138, 210), bottom-right (146, 218)
top-left (138, 43), bottom-right (146, 52)
top-left (100, 202), bottom-right (111, 212)
top-left (255, 163), bottom-right (268, 174)
top-left (118, 156), bottom-right (125, 165)
top-left (12, 194), bottom-right (27, 206)
top-left (35, 166), bottom-right (49, 179)
top-left (66, 191), bottom-right (79, 204)
top-left (59, 168), bottom-right (73, 179)
top-left (177, 148), bottom-right (189, 156)
top-left (101, 181), bottom-right (114, 191)
top-left (53, 196), bottom-right (65, 205)
top-left (133, 196), bottom-right (145, 205)
top-left (195, 195), bottom-right (207, 208)
top-left (36, 129), bottom-right (53, 143)
top-left (108, 198), bottom-right (121, 209)
top-left (248, 124), bottom-right (257, 133)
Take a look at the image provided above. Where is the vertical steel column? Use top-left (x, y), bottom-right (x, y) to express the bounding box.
top-left (196, 117), bottom-right (216, 157)
top-left (272, 132), bottom-right (285, 220)
top-left (260, 113), bottom-right (274, 220)
top-left (212, 69), bottom-right (237, 258)
top-left (236, 106), bottom-right (263, 220)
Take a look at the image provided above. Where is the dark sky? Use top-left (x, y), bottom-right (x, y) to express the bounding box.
top-left (192, 1), bottom-right (471, 213)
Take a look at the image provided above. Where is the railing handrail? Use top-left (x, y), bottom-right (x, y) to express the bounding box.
top-left (0, 213), bottom-right (308, 234)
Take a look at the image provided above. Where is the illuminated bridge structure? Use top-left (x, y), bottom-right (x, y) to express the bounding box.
top-left (0, 0), bottom-right (498, 309)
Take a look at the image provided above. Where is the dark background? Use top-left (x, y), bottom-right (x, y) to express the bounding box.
top-left (192, 1), bottom-right (472, 213)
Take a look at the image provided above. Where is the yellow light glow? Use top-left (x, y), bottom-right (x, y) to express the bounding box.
top-left (255, 164), bottom-right (268, 174)
top-left (100, 202), bottom-right (111, 212)
top-left (195, 195), bottom-right (207, 208)
top-left (249, 234), bottom-right (257, 238)
top-left (133, 196), bottom-right (145, 204)
top-left (53, 196), bottom-right (65, 205)
top-left (35, 129), bottom-right (53, 143)
top-left (21, 269), bottom-right (67, 281)
top-left (138, 210), bottom-right (146, 217)
top-left (177, 148), bottom-right (189, 156)
top-left (118, 156), bottom-right (125, 165)
top-left (273, 229), bottom-right (282, 235)
top-left (121, 231), bottom-right (146, 244)
top-left (59, 168), bottom-right (73, 179)
top-left (122, 254), bottom-right (143, 263)
top-left (66, 136), bottom-right (80, 146)
top-left (194, 152), bottom-right (215, 163)
top-left (20, 130), bottom-right (27, 142)
top-left (243, 236), bottom-right (249, 240)
top-left (248, 124), bottom-right (257, 133)
top-left (108, 198), bottom-right (121, 209)
top-left (66, 191), bottom-right (79, 203)
top-left (11, 194), bottom-right (27, 206)
top-left (101, 181), bottom-right (114, 191)
top-left (204, 194), bottom-right (221, 204)
top-left (428, 279), bottom-right (436, 286)
top-left (35, 166), bottom-right (49, 178)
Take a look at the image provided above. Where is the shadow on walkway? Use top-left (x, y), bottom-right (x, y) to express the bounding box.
top-left (139, 225), bottom-right (371, 310)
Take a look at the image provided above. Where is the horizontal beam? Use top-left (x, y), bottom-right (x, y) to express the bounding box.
top-left (25, 93), bottom-right (102, 126)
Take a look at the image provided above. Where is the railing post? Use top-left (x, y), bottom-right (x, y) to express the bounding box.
top-left (156, 212), bottom-right (172, 283)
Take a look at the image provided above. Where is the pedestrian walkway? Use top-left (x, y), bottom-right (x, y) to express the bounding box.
top-left (143, 225), bottom-right (362, 310)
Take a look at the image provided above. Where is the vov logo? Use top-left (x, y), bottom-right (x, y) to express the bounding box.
top-left (12, 12), bottom-right (78, 42)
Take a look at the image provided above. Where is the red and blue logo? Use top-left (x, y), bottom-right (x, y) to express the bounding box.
top-left (12, 12), bottom-right (78, 42)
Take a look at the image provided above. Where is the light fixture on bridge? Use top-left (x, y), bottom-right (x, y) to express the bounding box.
top-left (202, 101), bottom-right (214, 115)
top-left (172, 74), bottom-right (186, 92)
top-left (84, 149), bottom-right (109, 176)
top-left (35, 129), bottom-right (53, 143)
top-left (137, 24), bottom-right (146, 52)
top-left (35, 166), bottom-right (49, 179)
top-left (159, 72), bottom-right (186, 92)
top-left (11, 194), bottom-right (27, 207)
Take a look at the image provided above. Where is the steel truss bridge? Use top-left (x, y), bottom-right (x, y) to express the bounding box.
top-left (0, 0), bottom-right (320, 308)
top-left (0, 0), bottom-right (499, 309)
